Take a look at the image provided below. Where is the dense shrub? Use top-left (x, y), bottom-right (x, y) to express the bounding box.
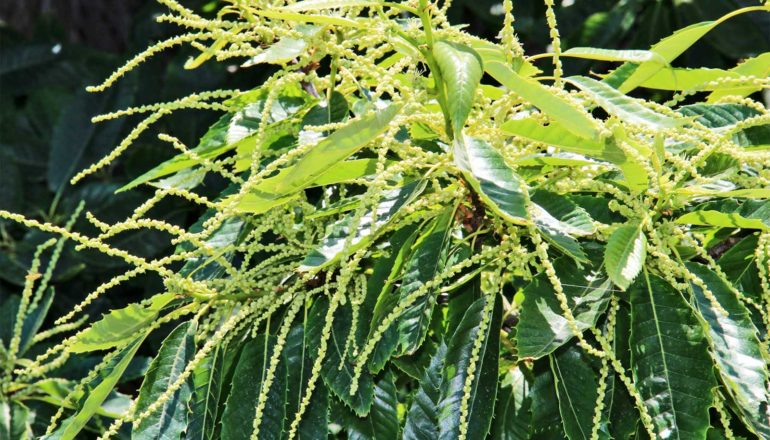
top-left (2, 0), bottom-right (770, 439)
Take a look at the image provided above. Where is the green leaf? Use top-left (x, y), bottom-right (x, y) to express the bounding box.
top-left (393, 211), bottom-right (454, 354)
top-left (676, 104), bottom-right (770, 148)
top-left (707, 52), bottom-right (770, 102)
top-left (179, 214), bottom-right (244, 282)
top-left (274, 103), bottom-right (401, 194)
top-left (489, 367), bottom-right (532, 440)
top-left (444, 248), bottom-right (477, 337)
top-left (0, 148), bottom-right (22, 211)
top-left (176, 183), bottom-right (245, 281)
top-left (674, 188), bottom-right (770, 200)
top-left (453, 135), bottom-right (527, 224)
top-left (501, 118), bottom-right (618, 162)
top-left (46, 334), bottom-right (146, 440)
top-left (717, 234), bottom-right (762, 297)
top-left (185, 38), bottom-right (229, 69)
top-left (433, 41), bottom-right (483, 133)
top-left (403, 342), bottom-right (447, 440)
top-left (307, 297), bottom-right (374, 416)
top-left (686, 263), bottom-right (770, 438)
top-left (604, 222), bottom-right (646, 291)
top-left (31, 378), bottom-right (131, 419)
top-left (516, 257), bottom-right (612, 359)
top-left (609, 6), bottom-right (767, 93)
top-left (437, 295), bottom-right (501, 440)
top-left (0, 42), bottom-right (61, 75)
top-left (234, 158), bottom-right (383, 214)
top-left (300, 90), bottom-right (349, 128)
top-left (133, 321), bottom-right (196, 440)
top-left (282, 0), bottom-right (381, 11)
top-left (220, 336), bottom-right (287, 440)
top-left (561, 47), bottom-right (667, 64)
top-left (187, 344), bottom-right (227, 440)
top-left (364, 225), bottom-right (421, 373)
top-left (19, 287), bottom-right (54, 355)
top-left (537, 225), bottom-right (588, 264)
top-left (47, 88), bottom-right (114, 192)
top-left (529, 365), bottom-right (565, 440)
top-left (676, 200), bottom-right (770, 231)
top-left (532, 191), bottom-right (595, 263)
top-left (390, 331), bottom-right (438, 380)
top-left (570, 195), bottom-right (623, 225)
top-left (300, 180), bottom-right (424, 270)
top-left (532, 191), bottom-right (595, 236)
top-left (606, 303), bottom-right (639, 440)
top-left (306, 195), bottom-right (361, 220)
top-left (551, 346), bottom-right (609, 440)
top-left (485, 61), bottom-right (600, 140)
top-left (0, 400), bottom-right (32, 440)
top-left (69, 292), bottom-right (176, 353)
top-left (514, 154), bottom-right (599, 169)
top-left (342, 370), bottom-right (400, 440)
top-left (638, 67), bottom-right (738, 91)
top-left (242, 26), bottom-right (320, 66)
top-left (466, 37), bottom-right (540, 78)
top-left (369, 209), bottom-right (454, 368)
top-left (629, 271), bottom-right (716, 439)
top-left (567, 76), bottom-right (680, 129)
top-left (120, 114), bottom-right (232, 191)
top-left (246, 38), bottom-right (307, 65)
top-left (282, 324), bottom-right (329, 440)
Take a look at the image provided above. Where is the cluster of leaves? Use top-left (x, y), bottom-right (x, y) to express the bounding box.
top-left (0, 0), bottom-right (252, 332)
top-left (0, 2), bottom-right (271, 435)
top-left (2, 0), bottom-right (770, 439)
top-left (0, 205), bottom-right (150, 438)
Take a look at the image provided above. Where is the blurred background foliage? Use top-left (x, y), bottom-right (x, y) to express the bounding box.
top-left (0, 0), bottom-right (768, 434)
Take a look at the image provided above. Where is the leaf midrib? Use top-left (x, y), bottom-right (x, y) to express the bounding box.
top-left (643, 268), bottom-right (680, 440)
top-left (145, 330), bottom-right (190, 439)
top-left (553, 356), bottom-right (589, 439)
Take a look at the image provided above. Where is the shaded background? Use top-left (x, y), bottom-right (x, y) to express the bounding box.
top-left (0, 0), bottom-right (768, 434)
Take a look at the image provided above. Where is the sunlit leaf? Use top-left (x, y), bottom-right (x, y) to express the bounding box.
top-left (486, 61), bottom-right (600, 139)
top-left (69, 292), bottom-right (176, 353)
top-left (567, 76), bottom-right (681, 129)
top-left (453, 135), bottom-right (527, 224)
top-left (676, 200), bottom-right (770, 230)
top-left (275, 103), bottom-right (401, 194)
top-left (604, 222), bottom-right (646, 290)
top-left (46, 335), bottom-right (146, 440)
top-left (561, 47), bottom-right (666, 64)
top-left (708, 52), bottom-right (770, 102)
top-left (607, 6), bottom-right (765, 93)
top-left (433, 41), bottom-right (483, 133)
